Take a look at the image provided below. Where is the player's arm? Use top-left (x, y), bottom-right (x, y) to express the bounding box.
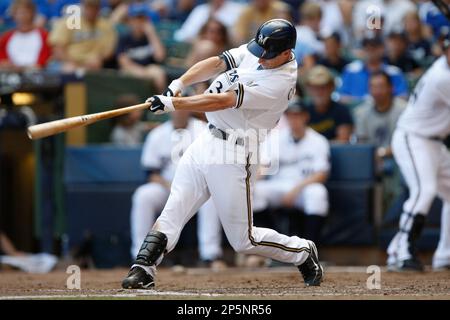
top-left (287, 171), bottom-right (329, 196)
top-left (147, 91), bottom-right (236, 113)
top-left (173, 92), bottom-right (236, 112)
top-left (163, 57), bottom-right (228, 96)
top-left (179, 57), bottom-right (227, 88)
top-left (281, 171), bottom-right (329, 207)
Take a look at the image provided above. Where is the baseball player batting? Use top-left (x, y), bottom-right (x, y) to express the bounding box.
top-left (121, 19), bottom-right (323, 289)
top-left (387, 33), bottom-right (450, 271)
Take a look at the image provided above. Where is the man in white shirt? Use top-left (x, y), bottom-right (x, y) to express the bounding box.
top-left (173, 0), bottom-right (244, 43)
top-left (122, 19), bottom-right (323, 289)
top-left (253, 99), bottom-right (331, 244)
top-left (387, 35), bottom-right (450, 271)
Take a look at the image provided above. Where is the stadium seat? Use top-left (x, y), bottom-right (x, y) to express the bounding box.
top-left (321, 144), bottom-right (377, 245)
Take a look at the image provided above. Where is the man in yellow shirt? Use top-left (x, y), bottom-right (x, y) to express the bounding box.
top-left (48, 0), bottom-right (117, 72)
top-left (233, 0), bottom-right (290, 45)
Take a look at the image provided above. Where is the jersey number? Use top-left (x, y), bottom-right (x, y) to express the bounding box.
top-left (209, 81), bottom-right (223, 94)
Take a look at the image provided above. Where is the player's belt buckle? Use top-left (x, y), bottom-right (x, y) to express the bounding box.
top-left (208, 124), bottom-right (245, 146)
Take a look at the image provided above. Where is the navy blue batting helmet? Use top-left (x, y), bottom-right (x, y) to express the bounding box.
top-left (247, 19), bottom-right (297, 59)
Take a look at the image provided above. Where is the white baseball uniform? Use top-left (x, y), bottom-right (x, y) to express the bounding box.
top-left (387, 56), bottom-right (450, 268)
top-left (152, 44), bottom-right (313, 266)
top-left (253, 127), bottom-right (330, 216)
top-left (130, 118), bottom-right (223, 262)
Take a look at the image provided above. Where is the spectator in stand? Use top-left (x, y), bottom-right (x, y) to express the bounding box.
top-left (185, 18), bottom-right (229, 66)
top-left (294, 1), bottom-right (324, 68)
top-left (1, 0), bottom-right (15, 29)
top-left (312, 31), bottom-right (350, 74)
top-left (0, 0), bottom-right (51, 71)
top-left (149, 0), bottom-right (196, 22)
top-left (338, 34), bottom-right (409, 104)
top-left (418, 0), bottom-right (450, 41)
top-left (116, 3), bottom-right (166, 92)
top-left (318, 0), bottom-right (352, 47)
top-left (281, 0), bottom-right (304, 23)
top-left (173, 0), bottom-right (243, 43)
top-left (233, 0), bottom-right (290, 45)
top-left (305, 65), bottom-right (353, 142)
top-left (352, 0), bottom-right (416, 41)
top-left (104, 0), bottom-right (161, 26)
top-left (0, 0), bottom-right (10, 19)
top-left (403, 10), bottom-right (433, 65)
top-left (110, 94), bottom-right (151, 146)
top-left (354, 71), bottom-right (406, 170)
top-left (48, 0), bottom-right (117, 73)
top-left (384, 30), bottom-right (421, 75)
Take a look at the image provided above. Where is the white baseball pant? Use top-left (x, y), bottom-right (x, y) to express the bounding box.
top-left (152, 130), bottom-right (312, 266)
top-left (387, 129), bottom-right (450, 268)
top-left (253, 179), bottom-right (329, 216)
top-left (130, 182), bottom-right (222, 261)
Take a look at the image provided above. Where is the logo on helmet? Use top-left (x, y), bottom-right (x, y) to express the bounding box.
top-left (258, 34), bottom-right (268, 45)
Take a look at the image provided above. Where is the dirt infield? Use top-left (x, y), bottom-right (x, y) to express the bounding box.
top-left (0, 266), bottom-right (449, 299)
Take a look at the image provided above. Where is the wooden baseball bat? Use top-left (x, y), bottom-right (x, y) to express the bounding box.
top-left (27, 102), bottom-right (151, 140)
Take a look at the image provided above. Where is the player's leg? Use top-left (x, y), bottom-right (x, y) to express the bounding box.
top-left (387, 131), bottom-right (440, 270)
top-left (433, 202), bottom-right (450, 270)
top-left (206, 159), bottom-right (322, 286)
top-left (296, 183), bottom-right (329, 244)
top-left (432, 147), bottom-right (450, 270)
top-left (123, 140), bottom-right (210, 289)
top-left (130, 183), bottom-right (169, 257)
top-left (197, 198), bottom-right (224, 265)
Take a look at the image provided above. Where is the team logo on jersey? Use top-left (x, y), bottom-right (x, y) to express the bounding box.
top-left (226, 69), bottom-right (239, 83)
top-left (225, 69), bottom-right (239, 87)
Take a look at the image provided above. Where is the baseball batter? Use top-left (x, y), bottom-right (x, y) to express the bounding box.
top-left (130, 111), bottom-right (223, 264)
top-left (253, 100), bottom-right (330, 244)
top-left (122, 19), bottom-right (323, 289)
top-left (387, 35), bottom-right (450, 271)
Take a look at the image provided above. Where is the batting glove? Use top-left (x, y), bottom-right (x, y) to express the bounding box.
top-left (163, 79), bottom-right (184, 97)
top-left (146, 95), bottom-right (175, 115)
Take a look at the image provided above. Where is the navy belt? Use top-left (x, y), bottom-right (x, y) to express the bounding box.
top-left (208, 123), bottom-right (245, 146)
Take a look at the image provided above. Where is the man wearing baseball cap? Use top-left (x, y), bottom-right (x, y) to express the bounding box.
top-left (305, 65), bottom-right (353, 143)
top-left (116, 2), bottom-right (167, 91)
top-left (253, 97), bottom-right (331, 245)
top-left (338, 33), bottom-right (409, 104)
top-left (122, 19), bottom-right (324, 290)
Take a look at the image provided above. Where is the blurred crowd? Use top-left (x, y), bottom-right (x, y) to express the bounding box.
top-left (1, 0), bottom-right (448, 150)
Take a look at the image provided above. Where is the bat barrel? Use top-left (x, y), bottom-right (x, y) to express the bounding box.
top-left (27, 116), bottom-right (86, 140)
top-left (26, 102), bottom-right (150, 140)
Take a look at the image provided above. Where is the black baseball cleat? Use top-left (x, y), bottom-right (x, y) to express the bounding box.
top-left (298, 240), bottom-right (323, 286)
top-left (122, 266), bottom-right (155, 289)
top-left (388, 258), bottom-right (424, 272)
